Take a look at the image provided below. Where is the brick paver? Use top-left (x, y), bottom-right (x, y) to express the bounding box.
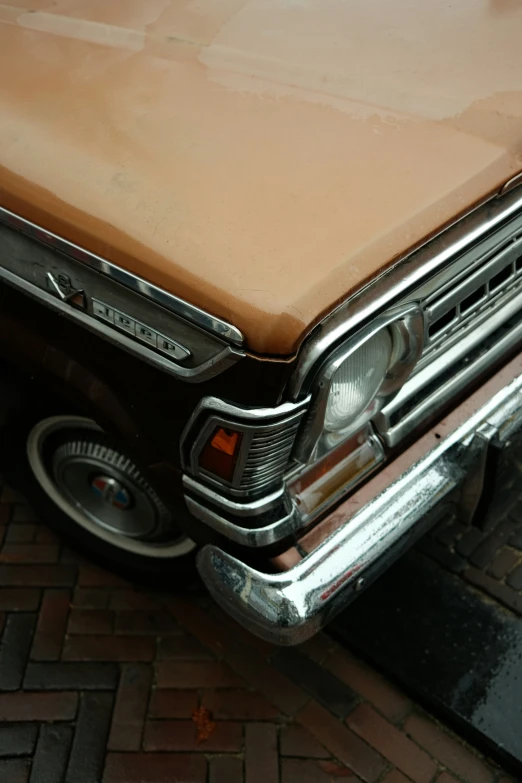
top-left (0, 487), bottom-right (512, 782)
top-left (420, 493), bottom-right (522, 619)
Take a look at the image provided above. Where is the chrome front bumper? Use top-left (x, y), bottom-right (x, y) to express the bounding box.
top-left (197, 354), bottom-right (522, 645)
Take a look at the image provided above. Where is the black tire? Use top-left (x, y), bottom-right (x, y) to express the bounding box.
top-left (0, 411), bottom-right (200, 587)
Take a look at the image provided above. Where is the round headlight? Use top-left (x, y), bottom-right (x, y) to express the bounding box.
top-left (324, 328), bottom-right (392, 432)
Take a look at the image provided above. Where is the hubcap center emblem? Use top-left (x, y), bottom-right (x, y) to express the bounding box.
top-left (91, 475), bottom-right (132, 510)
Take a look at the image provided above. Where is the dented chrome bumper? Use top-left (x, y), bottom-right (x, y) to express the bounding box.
top-left (197, 356), bottom-right (522, 645)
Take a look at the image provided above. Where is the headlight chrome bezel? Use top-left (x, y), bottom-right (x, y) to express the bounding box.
top-left (293, 303), bottom-right (424, 462)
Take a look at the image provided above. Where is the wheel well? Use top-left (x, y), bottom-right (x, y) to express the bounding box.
top-left (0, 359), bottom-right (85, 425)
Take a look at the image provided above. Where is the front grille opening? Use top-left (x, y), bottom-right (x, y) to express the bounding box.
top-left (489, 263), bottom-right (513, 292)
top-left (382, 215), bottom-right (522, 447)
top-left (461, 284), bottom-right (486, 313)
top-left (429, 307), bottom-right (457, 338)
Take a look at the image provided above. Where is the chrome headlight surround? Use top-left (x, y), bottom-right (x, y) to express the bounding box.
top-left (294, 303), bottom-right (424, 462)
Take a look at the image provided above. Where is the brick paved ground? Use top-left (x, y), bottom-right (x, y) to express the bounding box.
top-left (419, 494), bottom-right (522, 619)
top-left (0, 485), bottom-right (516, 783)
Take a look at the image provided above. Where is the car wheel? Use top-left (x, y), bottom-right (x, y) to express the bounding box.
top-left (3, 414), bottom-right (199, 585)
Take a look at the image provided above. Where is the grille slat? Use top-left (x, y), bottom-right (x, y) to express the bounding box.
top-left (249, 428), bottom-right (300, 448)
top-left (242, 454), bottom-right (294, 474)
top-left (247, 442), bottom-right (298, 459)
top-left (244, 450), bottom-right (292, 466)
top-left (425, 236), bottom-right (522, 354)
top-left (242, 461), bottom-right (292, 480)
top-left (236, 414), bottom-right (305, 493)
top-left (248, 436), bottom-right (300, 455)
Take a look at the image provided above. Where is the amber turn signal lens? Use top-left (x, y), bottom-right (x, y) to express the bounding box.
top-left (211, 428), bottom-right (239, 455)
top-left (198, 427), bottom-right (242, 482)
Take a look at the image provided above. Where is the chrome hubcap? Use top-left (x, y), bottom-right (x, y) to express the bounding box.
top-left (52, 439), bottom-right (168, 540)
top-left (27, 416), bottom-right (197, 559)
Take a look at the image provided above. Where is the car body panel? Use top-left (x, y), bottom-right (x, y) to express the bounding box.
top-left (1, 0), bottom-right (521, 353)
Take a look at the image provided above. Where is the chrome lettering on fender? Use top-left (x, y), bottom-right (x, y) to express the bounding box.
top-left (92, 298), bottom-right (191, 362)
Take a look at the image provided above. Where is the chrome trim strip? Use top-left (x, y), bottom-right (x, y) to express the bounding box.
top-left (0, 206), bottom-right (244, 346)
top-left (289, 184), bottom-right (522, 398)
top-left (185, 495), bottom-right (301, 547)
top-left (182, 475), bottom-right (286, 517)
top-left (183, 396), bottom-right (311, 426)
top-left (501, 171), bottom-right (522, 195)
top-left (197, 359), bottom-right (522, 644)
top-left (0, 263), bottom-right (240, 383)
top-left (406, 206), bottom-right (522, 308)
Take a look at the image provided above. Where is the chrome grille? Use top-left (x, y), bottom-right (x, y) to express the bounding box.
top-left (239, 417), bottom-right (303, 492)
top-left (425, 234), bottom-right (522, 353)
top-left (376, 200), bottom-right (522, 447)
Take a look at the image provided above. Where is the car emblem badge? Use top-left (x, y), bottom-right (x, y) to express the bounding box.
top-left (91, 475), bottom-right (132, 510)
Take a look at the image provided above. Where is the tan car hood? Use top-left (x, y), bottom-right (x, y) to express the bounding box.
top-left (1, 1), bottom-right (522, 355)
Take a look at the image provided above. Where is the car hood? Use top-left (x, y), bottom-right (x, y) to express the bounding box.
top-left (1, 0), bottom-right (522, 354)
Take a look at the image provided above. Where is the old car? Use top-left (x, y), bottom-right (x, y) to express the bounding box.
top-left (1, 1), bottom-right (522, 644)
